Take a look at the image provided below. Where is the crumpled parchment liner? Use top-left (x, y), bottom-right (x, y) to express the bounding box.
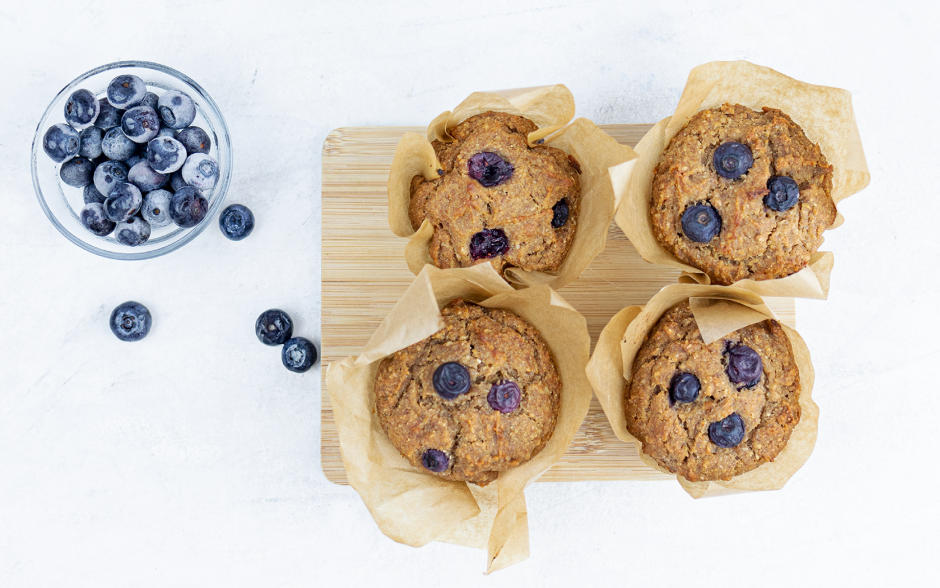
top-left (609, 60), bottom-right (870, 299)
top-left (387, 85), bottom-right (637, 290)
top-left (585, 283), bottom-right (818, 498)
top-left (326, 263), bottom-right (593, 572)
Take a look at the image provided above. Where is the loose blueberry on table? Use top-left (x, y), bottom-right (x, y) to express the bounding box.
top-left (109, 301), bottom-right (152, 342)
top-left (219, 204), bottom-right (255, 241)
top-left (281, 337), bottom-right (318, 373)
top-left (255, 309), bottom-right (293, 346)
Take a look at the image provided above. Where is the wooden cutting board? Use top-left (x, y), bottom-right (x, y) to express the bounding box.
top-left (321, 125), bottom-right (795, 485)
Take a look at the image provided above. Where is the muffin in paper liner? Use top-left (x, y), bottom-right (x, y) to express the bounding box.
top-left (325, 263), bottom-right (593, 572)
top-left (609, 60), bottom-right (870, 299)
top-left (387, 85), bottom-right (638, 289)
top-left (585, 283), bottom-right (818, 498)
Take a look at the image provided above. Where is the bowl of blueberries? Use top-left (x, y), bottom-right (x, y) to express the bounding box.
top-left (31, 61), bottom-right (233, 260)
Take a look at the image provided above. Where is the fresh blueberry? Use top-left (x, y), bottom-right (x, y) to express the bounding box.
top-left (141, 189), bottom-right (173, 228)
top-left (125, 153), bottom-right (145, 168)
top-left (255, 309), bottom-right (293, 346)
top-left (109, 301), bottom-right (152, 342)
top-left (42, 123), bottom-right (80, 163)
top-left (83, 183), bottom-right (107, 204)
top-left (218, 204), bottom-right (255, 241)
top-left (93, 160), bottom-right (128, 197)
top-left (79, 202), bottom-right (115, 236)
top-left (432, 362), bottom-right (470, 400)
top-left (103, 182), bottom-right (142, 222)
top-left (487, 381), bottom-right (521, 413)
top-left (764, 176), bottom-right (800, 212)
top-left (63, 89), bottom-right (100, 130)
top-left (169, 170), bottom-right (187, 192)
top-left (469, 228), bottom-right (509, 260)
top-left (708, 413), bottom-right (746, 448)
top-left (127, 160), bottom-right (169, 192)
top-left (681, 204), bottom-right (721, 243)
top-left (551, 199), bottom-right (569, 228)
top-left (79, 126), bottom-right (104, 159)
top-left (101, 127), bottom-right (137, 161)
top-left (669, 372), bottom-right (700, 404)
top-left (713, 142), bottom-right (753, 180)
top-left (176, 126), bottom-right (211, 155)
top-left (121, 106), bottom-right (161, 144)
top-left (59, 156), bottom-right (95, 188)
top-left (281, 337), bottom-right (318, 373)
top-left (421, 449), bottom-right (449, 472)
top-left (114, 216), bottom-right (151, 247)
top-left (181, 153), bottom-right (219, 191)
top-left (467, 152), bottom-right (514, 187)
top-left (95, 98), bottom-right (123, 130)
top-left (168, 186), bottom-right (208, 228)
top-left (157, 90), bottom-right (196, 129)
top-left (146, 136), bottom-right (187, 174)
top-left (140, 92), bottom-right (159, 111)
top-left (107, 75), bottom-right (146, 109)
top-left (725, 344), bottom-right (763, 386)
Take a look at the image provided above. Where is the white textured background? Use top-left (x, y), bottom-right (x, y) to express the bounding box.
top-left (0, 1), bottom-right (935, 586)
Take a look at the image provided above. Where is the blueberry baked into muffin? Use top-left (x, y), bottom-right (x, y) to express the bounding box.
top-left (374, 298), bottom-right (561, 486)
top-left (651, 103), bottom-right (836, 285)
top-left (625, 301), bottom-right (801, 482)
top-left (409, 111), bottom-right (581, 277)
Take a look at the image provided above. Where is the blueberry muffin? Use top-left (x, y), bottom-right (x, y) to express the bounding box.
top-left (625, 301), bottom-right (801, 482)
top-left (374, 298), bottom-right (561, 486)
top-left (409, 111), bottom-right (581, 277)
top-left (651, 103), bottom-right (836, 285)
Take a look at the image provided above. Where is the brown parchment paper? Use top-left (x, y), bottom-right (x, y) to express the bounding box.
top-left (387, 85), bottom-right (638, 290)
top-left (610, 60), bottom-right (870, 299)
top-left (325, 263), bottom-right (593, 572)
top-left (585, 284), bottom-right (818, 498)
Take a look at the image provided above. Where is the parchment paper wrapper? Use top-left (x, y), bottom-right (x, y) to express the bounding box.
top-left (325, 263), bottom-right (593, 572)
top-left (585, 283), bottom-right (818, 498)
top-left (388, 85), bottom-right (638, 289)
top-left (610, 61), bottom-right (870, 299)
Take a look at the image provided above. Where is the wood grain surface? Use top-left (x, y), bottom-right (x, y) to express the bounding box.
top-left (321, 125), bottom-right (795, 485)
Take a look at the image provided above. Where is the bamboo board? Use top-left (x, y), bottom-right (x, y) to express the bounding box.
top-left (321, 125), bottom-right (795, 485)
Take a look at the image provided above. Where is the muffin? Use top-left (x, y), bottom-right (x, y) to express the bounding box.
top-left (409, 111), bottom-right (581, 277)
top-left (374, 298), bottom-right (561, 486)
top-left (625, 300), bottom-right (801, 482)
top-left (651, 103), bottom-right (836, 285)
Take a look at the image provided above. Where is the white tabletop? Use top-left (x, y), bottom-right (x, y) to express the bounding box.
top-left (0, 1), bottom-right (934, 585)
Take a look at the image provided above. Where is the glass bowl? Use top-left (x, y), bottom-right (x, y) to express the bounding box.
top-left (31, 61), bottom-right (232, 260)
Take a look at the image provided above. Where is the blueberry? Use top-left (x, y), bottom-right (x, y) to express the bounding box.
top-left (176, 126), bottom-right (211, 155)
top-left (125, 153), bottom-right (146, 168)
top-left (432, 362), bottom-right (471, 400)
top-left (487, 381), bottom-right (521, 413)
top-left (551, 199), bottom-right (569, 228)
top-left (708, 413), bottom-right (746, 448)
top-left (63, 89), bottom-right (100, 130)
top-left (83, 183), bottom-right (107, 204)
top-left (255, 309), bottom-right (293, 346)
top-left (95, 98), bottom-right (123, 130)
top-left (121, 106), bottom-right (161, 144)
top-left (103, 182), bottom-right (142, 222)
top-left (421, 449), bottom-right (449, 472)
top-left (140, 92), bottom-right (159, 111)
top-left (109, 301), bottom-right (152, 342)
top-left (101, 127), bottom-right (137, 161)
top-left (469, 228), bottom-right (509, 260)
top-left (681, 205), bottom-right (721, 243)
top-left (669, 372), bottom-right (700, 404)
top-left (168, 186), bottom-right (208, 228)
top-left (79, 202), bottom-right (115, 236)
top-left (114, 216), bottom-right (151, 247)
top-left (79, 126), bottom-right (103, 159)
top-left (107, 75), bottom-right (146, 109)
top-left (713, 142), bottom-right (753, 180)
top-left (42, 123), bottom-right (80, 163)
top-left (169, 170), bottom-right (187, 192)
top-left (725, 344), bottom-right (763, 386)
top-left (127, 161), bottom-right (169, 192)
top-left (181, 153), bottom-right (219, 191)
top-left (59, 156), bottom-right (95, 188)
top-left (467, 152), bottom-right (514, 187)
top-left (764, 176), bottom-right (800, 212)
top-left (146, 136), bottom-right (187, 174)
top-left (141, 189), bottom-right (173, 228)
top-left (156, 127), bottom-right (177, 140)
top-left (157, 90), bottom-right (196, 129)
top-left (281, 337), bottom-right (318, 373)
top-left (216, 204), bottom-right (254, 241)
top-left (93, 160), bottom-right (128, 197)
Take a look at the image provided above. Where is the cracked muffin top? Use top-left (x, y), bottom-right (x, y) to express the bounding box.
top-left (651, 103), bottom-right (835, 285)
top-left (374, 298), bottom-right (560, 486)
top-left (409, 111), bottom-right (581, 277)
top-left (625, 300), bottom-right (801, 482)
